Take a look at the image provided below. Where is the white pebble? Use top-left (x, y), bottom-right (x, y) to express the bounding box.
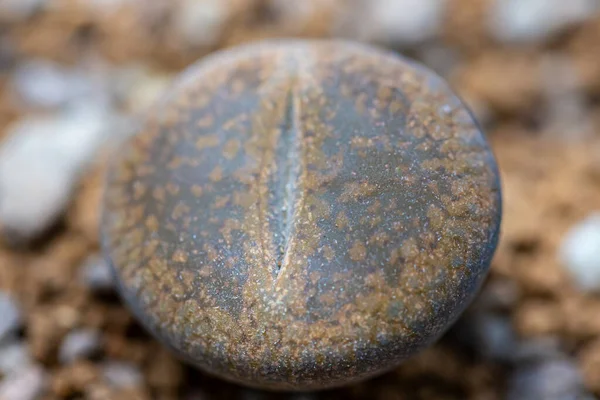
top-left (113, 65), bottom-right (173, 114)
top-left (0, 365), bottom-right (47, 400)
top-left (0, 105), bottom-right (113, 239)
top-left (452, 312), bottom-right (517, 362)
top-left (366, 0), bottom-right (447, 46)
top-left (0, 293), bottom-right (21, 343)
top-left (559, 212), bottom-right (600, 292)
top-left (80, 255), bottom-right (114, 292)
top-left (10, 60), bottom-right (96, 109)
top-left (474, 315), bottom-right (517, 362)
top-left (489, 0), bottom-right (600, 44)
top-left (507, 360), bottom-right (587, 400)
top-left (0, 341), bottom-right (32, 376)
top-left (59, 329), bottom-right (101, 364)
top-left (103, 361), bottom-right (143, 388)
top-left (174, 0), bottom-right (229, 47)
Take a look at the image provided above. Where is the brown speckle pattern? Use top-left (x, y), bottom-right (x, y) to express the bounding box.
top-left (101, 40), bottom-right (502, 391)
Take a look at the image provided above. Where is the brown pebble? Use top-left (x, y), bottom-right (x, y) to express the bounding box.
top-left (51, 361), bottom-right (99, 398)
top-left (562, 296), bottom-right (600, 339)
top-left (514, 300), bottom-right (563, 337)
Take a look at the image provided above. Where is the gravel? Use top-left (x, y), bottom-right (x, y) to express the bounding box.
top-left (507, 359), bottom-right (589, 400)
top-left (489, 0), bottom-right (600, 43)
top-left (59, 329), bottom-right (102, 364)
top-left (10, 60), bottom-right (97, 109)
top-left (80, 255), bottom-right (115, 293)
top-left (0, 0), bottom-right (45, 23)
top-left (476, 279), bottom-right (521, 311)
top-left (0, 104), bottom-right (115, 240)
top-left (0, 293), bottom-right (21, 343)
top-left (84, 0), bottom-right (136, 14)
top-left (102, 361), bottom-right (144, 389)
top-left (416, 43), bottom-right (462, 78)
top-left (112, 65), bottom-right (174, 114)
top-left (0, 365), bottom-right (47, 400)
top-left (174, 0), bottom-right (229, 47)
top-left (512, 336), bottom-right (565, 364)
top-left (453, 312), bottom-right (517, 363)
top-left (559, 212), bottom-right (600, 292)
top-left (0, 1), bottom-right (600, 398)
top-left (366, 0), bottom-right (447, 46)
top-left (473, 314), bottom-right (518, 362)
top-left (540, 54), bottom-right (593, 139)
top-left (0, 340), bottom-right (31, 376)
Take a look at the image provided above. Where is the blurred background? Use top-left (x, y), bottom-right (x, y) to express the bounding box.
top-left (0, 0), bottom-right (600, 399)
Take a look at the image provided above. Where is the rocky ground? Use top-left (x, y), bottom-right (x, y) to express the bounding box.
top-left (1, 1), bottom-right (600, 399)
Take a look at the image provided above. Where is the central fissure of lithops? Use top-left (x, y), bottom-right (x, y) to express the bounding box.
top-left (273, 87), bottom-right (303, 280)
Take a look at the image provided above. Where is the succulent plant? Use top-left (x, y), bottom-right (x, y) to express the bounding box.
top-left (101, 39), bottom-right (502, 391)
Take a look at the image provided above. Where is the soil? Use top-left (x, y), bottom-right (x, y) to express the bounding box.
top-left (1, 1), bottom-right (600, 399)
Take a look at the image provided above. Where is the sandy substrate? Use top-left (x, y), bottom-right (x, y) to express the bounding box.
top-left (1, 1), bottom-right (600, 399)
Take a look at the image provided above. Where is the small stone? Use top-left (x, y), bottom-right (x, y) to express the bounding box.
top-left (268, 0), bottom-right (328, 32)
top-left (84, 0), bottom-right (135, 14)
top-left (366, 0), bottom-right (447, 46)
top-left (416, 43), bottom-right (462, 78)
top-left (102, 361), bottom-right (143, 389)
top-left (473, 314), bottom-right (517, 362)
top-left (113, 66), bottom-right (174, 114)
top-left (561, 295), bottom-right (600, 338)
top-left (51, 361), bottom-right (100, 397)
top-left (59, 329), bottom-right (102, 364)
top-left (80, 255), bottom-right (114, 292)
top-left (0, 365), bottom-right (47, 400)
top-left (476, 279), bottom-right (520, 311)
top-left (559, 212), bottom-right (600, 292)
top-left (513, 337), bottom-right (564, 364)
top-left (10, 60), bottom-right (96, 109)
top-left (540, 55), bottom-right (592, 140)
top-left (0, 341), bottom-right (31, 376)
top-left (174, 0), bottom-right (229, 47)
top-left (514, 300), bottom-right (563, 337)
top-left (0, 293), bottom-right (21, 343)
top-left (452, 312), bottom-right (517, 362)
top-left (0, 105), bottom-right (114, 240)
top-left (507, 360), bottom-right (588, 400)
top-left (0, 0), bottom-right (45, 23)
top-left (489, 0), bottom-right (600, 44)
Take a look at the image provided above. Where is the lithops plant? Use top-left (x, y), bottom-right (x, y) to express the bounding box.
top-left (101, 39), bottom-right (502, 391)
